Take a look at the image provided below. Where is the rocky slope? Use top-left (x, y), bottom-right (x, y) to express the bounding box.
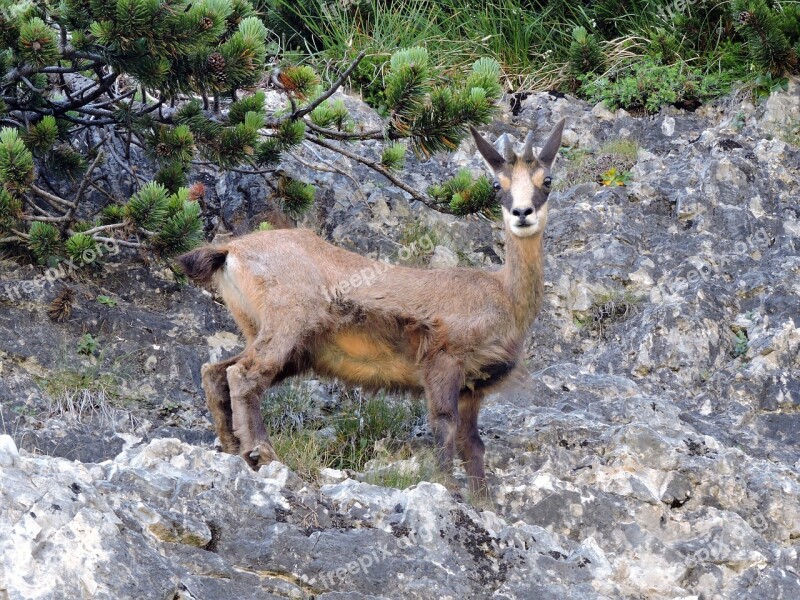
top-left (1, 81), bottom-right (799, 599)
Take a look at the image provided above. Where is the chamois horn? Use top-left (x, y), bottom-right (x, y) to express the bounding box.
top-left (496, 133), bottom-right (517, 163)
top-left (520, 130), bottom-right (536, 162)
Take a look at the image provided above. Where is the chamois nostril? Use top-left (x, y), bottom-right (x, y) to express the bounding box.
top-left (512, 207), bottom-right (534, 218)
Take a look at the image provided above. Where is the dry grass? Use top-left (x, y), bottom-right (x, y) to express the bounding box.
top-left (44, 388), bottom-right (141, 432)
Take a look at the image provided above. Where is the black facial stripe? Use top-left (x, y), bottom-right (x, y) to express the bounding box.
top-left (497, 189), bottom-right (514, 210)
top-left (497, 189), bottom-right (550, 211)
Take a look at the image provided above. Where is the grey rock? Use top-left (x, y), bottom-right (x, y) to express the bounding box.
top-left (2, 86), bottom-right (800, 599)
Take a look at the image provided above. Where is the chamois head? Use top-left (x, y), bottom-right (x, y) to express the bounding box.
top-left (470, 119), bottom-right (566, 238)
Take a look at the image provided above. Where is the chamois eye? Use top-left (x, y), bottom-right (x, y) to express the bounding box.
top-left (492, 180), bottom-right (502, 191)
top-left (543, 176), bottom-right (553, 188)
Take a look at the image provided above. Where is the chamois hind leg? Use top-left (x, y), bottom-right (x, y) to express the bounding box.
top-left (201, 353), bottom-right (242, 454)
top-left (457, 390), bottom-right (487, 496)
top-left (226, 328), bottom-right (303, 469)
top-left (423, 353), bottom-right (463, 483)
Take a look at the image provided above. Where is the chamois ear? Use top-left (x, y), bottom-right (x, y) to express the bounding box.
top-left (470, 126), bottom-right (506, 172)
top-left (537, 118), bottom-right (566, 168)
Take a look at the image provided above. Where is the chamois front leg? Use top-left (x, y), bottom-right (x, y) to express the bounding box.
top-left (457, 390), bottom-right (487, 496)
top-left (424, 353), bottom-right (463, 484)
top-left (201, 353), bottom-right (242, 454)
top-left (227, 331), bottom-right (300, 469)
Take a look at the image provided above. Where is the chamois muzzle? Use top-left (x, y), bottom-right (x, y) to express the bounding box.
top-left (512, 207), bottom-right (534, 226)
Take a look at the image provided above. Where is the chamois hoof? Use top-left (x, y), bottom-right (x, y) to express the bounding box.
top-left (248, 443), bottom-right (279, 467)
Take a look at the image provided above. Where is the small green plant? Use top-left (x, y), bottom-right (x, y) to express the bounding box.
top-left (753, 73), bottom-right (789, 100)
top-left (310, 99), bottom-right (353, 131)
top-left (601, 167), bottom-right (632, 186)
top-left (28, 221), bottom-right (62, 264)
top-left (65, 233), bottom-right (99, 266)
top-left (96, 295), bottom-right (117, 307)
top-left (257, 221), bottom-right (274, 231)
top-left (77, 333), bottom-right (98, 356)
top-left (381, 143), bottom-right (407, 171)
top-left (733, 328), bottom-right (749, 358)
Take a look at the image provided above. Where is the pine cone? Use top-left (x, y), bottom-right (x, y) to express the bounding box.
top-left (200, 17), bottom-right (214, 31)
top-left (156, 142), bottom-right (170, 156)
top-left (737, 11), bottom-right (753, 25)
top-left (48, 286), bottom-right (75, 322)
top-left (207, 52), bottom-right (227, 84)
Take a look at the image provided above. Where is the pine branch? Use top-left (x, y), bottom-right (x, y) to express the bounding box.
top-left (21, 214), bottom-right (70, 222)
top-left (30, 183), bottom-right (76, 210)
top-left (75, 223), bottom-right (125, 236)
top-left (92, 235), bottom-right (141, 248)
top-left (307, 135), bottom-right (447, 211)
top-left (304, 120), bottom-right (392, 141)
top-left (59, 150), bottom-right (105, 230)
top-left (293, 51), bottom-right (367, 120)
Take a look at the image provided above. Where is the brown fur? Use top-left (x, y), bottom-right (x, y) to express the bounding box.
top-left (180, 121), bottom-right (566, 493)
top-left (178, 246), bottom-right (228, 283)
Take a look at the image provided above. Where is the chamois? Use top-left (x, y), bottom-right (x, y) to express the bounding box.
top-left (178, 119), bottom-right (565, 493)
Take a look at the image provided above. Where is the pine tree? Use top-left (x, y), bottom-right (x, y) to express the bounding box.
top-left (0, 1), bottom-right (503, 268)
top-left (568, 26), bottom-right (605, 88)
top-left (732, 0), bottom-right (799, 76)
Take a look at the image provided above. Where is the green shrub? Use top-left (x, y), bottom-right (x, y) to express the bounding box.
top-left (429, 169), bottom-right (497, 216)
top-left (65, 233), bottom-right (99, 266)
top-left (580, 57), bottom-right (729, 113)
top-left (28, 221), bottom-right (62, 264)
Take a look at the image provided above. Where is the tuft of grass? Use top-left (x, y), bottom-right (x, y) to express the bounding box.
top-left (556, 139), bottom-right (639, 190)
top-left (260, 383), bottom-right (426, 481)
top-left (574, 289), bottom-right (644, 336)
top-left (779, 119), bottom-right (800, 147)
top-left (43, 387), bottom-right (141, 431)
top-left (329, 393), bottom-right (425, 471)
top-left (397, 221), bottom-right (439, 265)
top-left (261, 383), bottom-right (322, 433)
top-left (362, 450), bottom-right (447, 489)
top-left (271, 430), bottom-right (333, 481)
top-left (600, 138), bottom-right (639, 161)
top-left (37, 369), bottom-right (122, 400)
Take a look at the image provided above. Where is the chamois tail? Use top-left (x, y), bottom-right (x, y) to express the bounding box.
top-left (178, 246), bottom-right (228, 283)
